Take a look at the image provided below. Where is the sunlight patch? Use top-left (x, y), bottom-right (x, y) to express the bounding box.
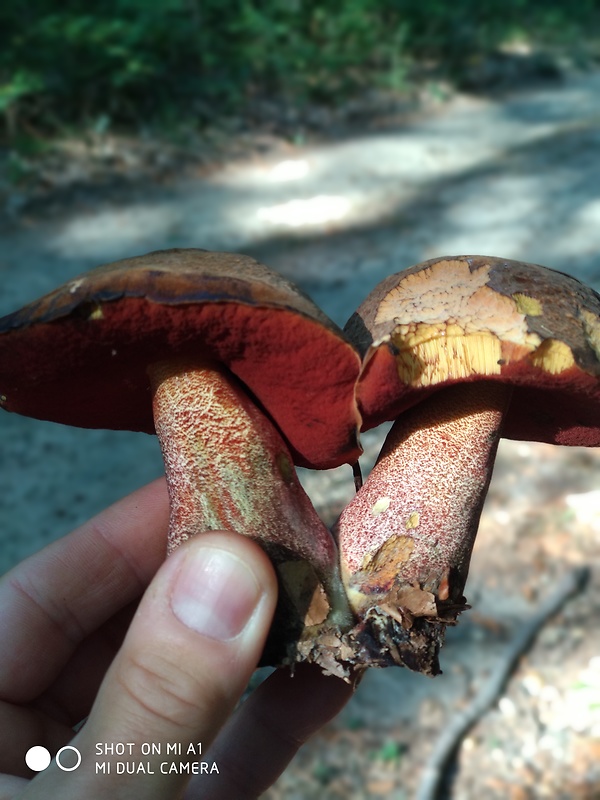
top-left (257, 195), bottom-right (351, 227)
top-left (268, 159), bottom-right (310, 182)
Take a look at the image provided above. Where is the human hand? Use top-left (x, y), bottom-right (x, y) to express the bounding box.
top-left (0, 479), bottom-right (353, 799)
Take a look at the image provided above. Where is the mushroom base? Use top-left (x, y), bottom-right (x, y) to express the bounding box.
top-left (294, 605), bottom-right (449, 679)
top-left (332, 381), bottom-right (510, 674)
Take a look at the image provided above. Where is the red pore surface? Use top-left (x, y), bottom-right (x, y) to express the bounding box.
top-left (0, 250), bottom-right (362, 469)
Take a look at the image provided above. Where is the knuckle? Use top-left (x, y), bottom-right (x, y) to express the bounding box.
top-left (115, 648), bottom-right (216, 733)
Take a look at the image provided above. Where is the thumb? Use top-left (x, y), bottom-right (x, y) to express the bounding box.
top-left (26, 532), bottom-right (278, 800)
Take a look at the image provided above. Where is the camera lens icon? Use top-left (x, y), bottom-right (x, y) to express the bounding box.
top-left (25, 745), bottom-right (82, 772)
top-left (25, 746), bottom-right (51, 772)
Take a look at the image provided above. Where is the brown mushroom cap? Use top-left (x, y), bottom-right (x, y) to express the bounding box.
top-left (0, 248), bottom-right (362, 469)
top-left (346, 255), bottom-right (600, 447)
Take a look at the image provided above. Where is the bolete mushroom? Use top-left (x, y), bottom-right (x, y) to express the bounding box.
top-left (336, 255), bottom-right (600, 674)
top-left (0, 248), bottom-right (362, 665)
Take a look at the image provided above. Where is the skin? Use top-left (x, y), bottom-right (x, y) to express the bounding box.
top-left (0, 479), bottom-right (353, 799)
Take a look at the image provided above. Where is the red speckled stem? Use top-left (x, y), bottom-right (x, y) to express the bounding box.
top-left (336, 381), bottom-right (512, 619)
top-left (149, 359), bottom-right (353, 632)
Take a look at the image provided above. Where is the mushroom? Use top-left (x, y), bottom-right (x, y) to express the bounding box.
top-left (335, 255), bottom-right (600, 674)
top-left (0, 248), bottom-right (362, 665)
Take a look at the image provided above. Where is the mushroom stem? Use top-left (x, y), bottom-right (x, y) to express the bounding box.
top-left (336, 381), bottom-right (512, 621)
top-left (148, 359), bottom-right (354, 645)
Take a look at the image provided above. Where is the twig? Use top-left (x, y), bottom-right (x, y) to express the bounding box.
top-left (416, 566), bottom-right (590, 800)
top-left (352, 461), bottom-right (363, 492)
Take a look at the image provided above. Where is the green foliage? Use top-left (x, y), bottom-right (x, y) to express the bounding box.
top-left (0, 0), bottom-right (598, 137)
top-left (388, 0), bottom-right (599, 64)
top-left (369, 738), bottom-right (406, 763)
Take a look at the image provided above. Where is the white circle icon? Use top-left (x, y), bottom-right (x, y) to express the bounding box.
top-left (56, 745), bottom-right (82, 771)
top-left (25, 746), bottom-right (51, 772)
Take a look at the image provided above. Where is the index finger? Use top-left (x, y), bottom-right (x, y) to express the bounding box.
top-left (0, 477), bottom-right (170, 703)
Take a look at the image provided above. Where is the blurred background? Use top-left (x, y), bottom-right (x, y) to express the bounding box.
top-left (1, 2), bottom-right (600, 797)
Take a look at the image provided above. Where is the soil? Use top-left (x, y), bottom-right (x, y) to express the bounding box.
top-left (1, 66), bottom-right (599, 799)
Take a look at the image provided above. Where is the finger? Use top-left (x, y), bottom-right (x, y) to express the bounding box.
top-left (187, 664), bottom-right (355, 799)
top-left (33, 600), bottom-right (139, 727)
top-left (0, 478), bottom-right (169, 702)
top-left (0, 606), bottom-right (139, 777)
top-left (24, 532), bottom-right (278, 800)
top-left (0, 773), bottom-right (28, 797)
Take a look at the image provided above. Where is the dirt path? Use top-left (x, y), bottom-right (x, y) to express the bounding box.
top-left (1, 69), bottom-right (599, 798)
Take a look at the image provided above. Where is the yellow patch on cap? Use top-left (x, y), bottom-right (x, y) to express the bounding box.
top-left (376, 259), bottom-right (542, 387)
top-left (394, 329), bottom-right (504, 386)
top-left (530, 338), bottom-right (575, 374)
top-left (513, 293), bottom-right (543, 316)
top-left (581, 309), bottom-right (600, 362)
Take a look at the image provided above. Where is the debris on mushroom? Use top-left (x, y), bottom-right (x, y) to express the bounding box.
top-left (0, 248), bottom-right (362, 669)
top-left (336, 255), bottom-right (600, 674)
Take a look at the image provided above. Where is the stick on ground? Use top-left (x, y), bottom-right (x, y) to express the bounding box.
top-left (416, 567), bottom-right (591, 800)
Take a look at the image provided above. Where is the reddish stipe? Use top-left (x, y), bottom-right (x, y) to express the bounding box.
top-left (338, 382), bottom-right (510, 617)
top-left (150, 359), bottom-right (353, 633)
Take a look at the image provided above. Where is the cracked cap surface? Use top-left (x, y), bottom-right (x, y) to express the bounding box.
top-left (346, 255), bottom-right (600, 446)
